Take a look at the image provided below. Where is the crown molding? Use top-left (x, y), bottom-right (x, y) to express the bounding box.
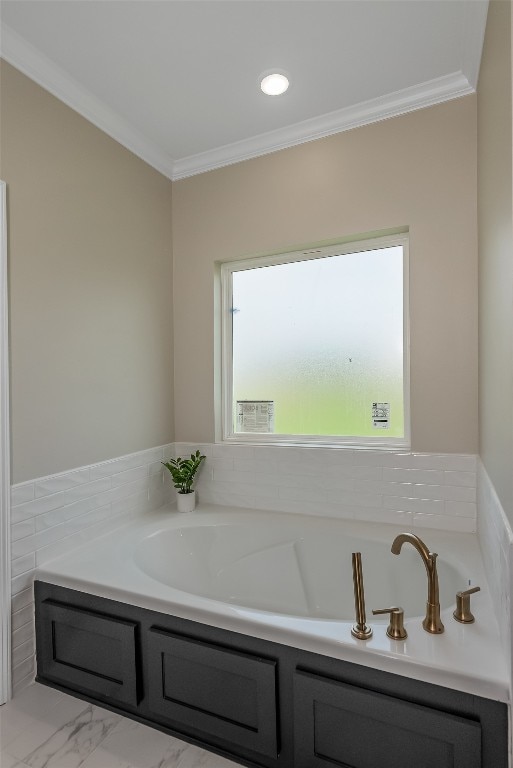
top-left (1, 16), bottom-right (483, 182)
top-left (173, 71), bottom-right (474, 179)
top-left (0, 25), bottom-right (176, 180)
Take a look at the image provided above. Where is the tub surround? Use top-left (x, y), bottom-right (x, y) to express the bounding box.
top-left (180, 442), bottom-right (477, 533)
top-left (7, 443), bottom-right (484, 697)
top-left (9, 443), bottom-right (174, 693)
top-left (477, 459), bottom-right (513, 681)
top-left (35, 504), bottom-right (506, 702)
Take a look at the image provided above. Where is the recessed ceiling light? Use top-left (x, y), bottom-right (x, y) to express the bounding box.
top-left (260, 73), bottom-right (289, 96)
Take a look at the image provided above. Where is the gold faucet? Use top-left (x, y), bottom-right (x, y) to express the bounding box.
top-left (391, 533), bottom-right (444, 634)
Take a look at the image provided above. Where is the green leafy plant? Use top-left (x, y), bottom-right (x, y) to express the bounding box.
top-left (162, 450), bottom-right (205, 495)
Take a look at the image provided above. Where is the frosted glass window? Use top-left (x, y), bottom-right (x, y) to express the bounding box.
top-left (222, 236), bottom-right (408, 446)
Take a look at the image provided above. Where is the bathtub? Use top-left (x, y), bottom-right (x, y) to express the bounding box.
top-left (134, 518), bottom-right (465, 620)
top-left (36, 503), bottom-right (509, 702)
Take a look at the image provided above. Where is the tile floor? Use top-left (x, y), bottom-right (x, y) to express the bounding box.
top-left (0, 683), bottom-right (239, 768)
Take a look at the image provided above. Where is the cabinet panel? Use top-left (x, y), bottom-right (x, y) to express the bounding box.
top-left (37, 599), bottom-right (138, 706)
top-left (147, 626), bottom-right (278, 759)
top-left (294, 669), bottom-right (481, 768)
top-left (34, 582), bottom-right (508, 768)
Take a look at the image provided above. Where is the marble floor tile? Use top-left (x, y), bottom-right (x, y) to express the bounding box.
top-left (1, 684), bottom-right (239, 768)
top-left (175, 749), bottom-right (239, 768)
top-left (81, 718), bottom-right (239, 768)
top-left (79, 718), bottom-right (188, 768)
top-left (5, 702), bottom-right (120, 767)
top-left (5, 685), bottom-right (65, 717)
top-left (0, 754), bottom-right (32, 768)
top-left (1, 754), bottom-right (19, 767)
top-left (4, 692), bottom-right (92, 760)
top-left (1, 704), bottom-right (39, 752)
top-left (1, 685), bottom-right (66, 751)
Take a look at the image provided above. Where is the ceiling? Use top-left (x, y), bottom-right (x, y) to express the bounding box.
top-left (0, 0), bottom-right (488, 180)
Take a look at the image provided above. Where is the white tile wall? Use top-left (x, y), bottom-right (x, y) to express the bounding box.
top-left (176, 442), bottom-right (477, 532)
top-left (477, 460), bottom-right (513, 688)
top-left (9, 440), bottom-right (480, 699)
top-left (9, 444), bottom-right (174, 695)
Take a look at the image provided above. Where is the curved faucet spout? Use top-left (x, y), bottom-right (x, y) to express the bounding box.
top-left (391, 532), bottom-right (430, 560)
top-left (391, 533), bottom-right (444, 634)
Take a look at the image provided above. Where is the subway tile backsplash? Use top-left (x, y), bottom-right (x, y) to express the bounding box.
top-left (176, 442), bottom-right (477, 532)
top-left (10, 440), bottom-right (478, 697)
top-left (477, 460), bottom-right (513, 684)
top-left (9, 443), bottom-right (174, 695)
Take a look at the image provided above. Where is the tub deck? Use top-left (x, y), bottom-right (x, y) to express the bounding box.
top-left (36, 503), bottom-right (509, 702)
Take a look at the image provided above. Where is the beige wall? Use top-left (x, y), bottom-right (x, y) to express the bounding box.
top-left (477, 0), bottom-right (513, 523)
top-left (173, 97), bottom-right (478, 454)
top-left (0, 62), bottom-right (174, 483)
top-left (0, 57), bottom-right (480, 480)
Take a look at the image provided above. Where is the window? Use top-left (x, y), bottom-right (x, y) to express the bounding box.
top-left (221, 234), bottom-right (409, 448)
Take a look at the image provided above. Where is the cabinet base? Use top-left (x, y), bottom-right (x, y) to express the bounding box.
top-left (35, 581), bottom-right (508, 768)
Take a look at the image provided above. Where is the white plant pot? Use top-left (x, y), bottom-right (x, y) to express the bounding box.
top-left (176, 490), bottom-right (196, 513)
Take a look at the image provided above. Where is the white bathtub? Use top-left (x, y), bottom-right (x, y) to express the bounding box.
top-left (36, 503), bottom-right (509, 702)
top-left (134, 519), bottom-right (462, 620)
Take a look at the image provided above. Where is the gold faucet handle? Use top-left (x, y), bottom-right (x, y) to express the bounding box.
top-left (372, 606), bottom-right (407, 640)
top-left (453, 586), bottom-right (481, 624)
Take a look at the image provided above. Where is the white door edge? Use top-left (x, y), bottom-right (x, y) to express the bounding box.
top-left (0, 181), bottom-right (11, 704)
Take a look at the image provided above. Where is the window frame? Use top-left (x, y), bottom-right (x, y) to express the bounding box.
top-left (220, 233), bottom-right (410, 449)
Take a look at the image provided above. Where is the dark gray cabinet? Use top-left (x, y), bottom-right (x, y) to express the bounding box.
top-left (294, 669), bottom-right (482, 768)
top-left (147, 627), bottom-right (278, 758)
top-left (34, 581), bottom-right (508, 768)
top-left (37, 598), bottom-right (138, 706)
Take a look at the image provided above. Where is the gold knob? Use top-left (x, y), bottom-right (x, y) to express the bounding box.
top-left (372, 606), bottom-right (407, 640)
top-left (453, 586), bottom-right (480, 623)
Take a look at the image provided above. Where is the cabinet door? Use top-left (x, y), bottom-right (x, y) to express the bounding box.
top-left (294, 669), bottom-right (481, 768)
top-left (37, 599), bottom-right (138, 706)
top-left (147, 627), bottom-right (278, 759)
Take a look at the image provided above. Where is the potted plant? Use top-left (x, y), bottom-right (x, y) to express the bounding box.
top-left (162, 449), bottom-right (205, 513)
